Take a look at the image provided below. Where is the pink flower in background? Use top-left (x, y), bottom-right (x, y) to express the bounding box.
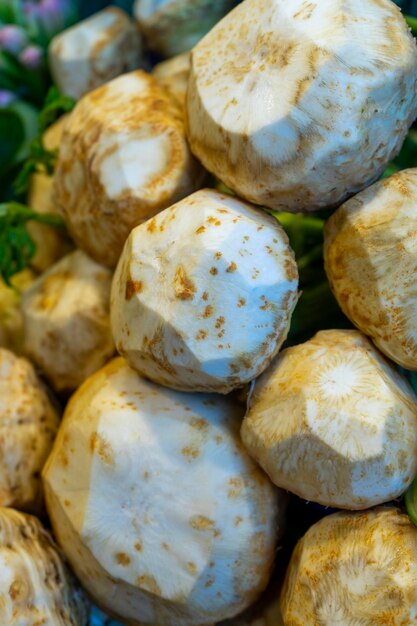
top-left (18, 44), bottom-right (43, 69)
top-left (20, 0), bottom-right (79, 42)
top-left (0, 25), bottom-right (28, 54)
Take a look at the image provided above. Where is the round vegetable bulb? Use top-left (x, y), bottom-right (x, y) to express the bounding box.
top-left (241, 329), bottom-right (417, 509)
top-left (0, 270), bottom-right (36, 354)
top-left (42, 357), bottom-right (284, 626)
top-left (28, 114), bottom-right (74, 273)
top-left (54, 71), bottom-right (204, 267)
top-left (0, 506), bottom-right (89, 625)
top-left (111, 189), bottom-right (299, 394)
top-left (281, 507), bottom-right (417, 624)
top-left (49, 7), bottom-right (144, 101)
top-left (133, 0), bottom-right (235, 57)
top-left (152, 52), bottom-right (190, 109)
top-left (325, 168), bottom-right (417, 370)
top-left (0, 349), bottom-right (59, 513)
top-left (22, 250), bottom-right (115, 393)
top-left (187, 0), bottom-right (417, 212)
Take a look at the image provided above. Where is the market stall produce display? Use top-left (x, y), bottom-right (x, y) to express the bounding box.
top-left (1, 0), bottom-right (417, 624)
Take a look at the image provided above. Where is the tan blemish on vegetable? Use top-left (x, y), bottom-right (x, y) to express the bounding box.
top-left (210, 267), bottom-right (218, 275)
top-left (189, 515), bottom-right (215, 530)
top-left (174, 266), bottom-right (196, 300)
top-left (203, 305), bottom-right (214, 318)
top-left (115, 552), bottom-right (131, 566)
top-left (90, 433), bottom-right (114, 467)
top-left (125, 279), bottom-right (143, 300)
top-left (182, 446), bottom-right (200, 460)
top-left (134, 542), bottom-right (142, 552)
top-left (226, 262), bottom-right (237, 273)
top-left (215, 316), bottom-right (225, 329)
top-left (190, 417), bottom-right (208, 431)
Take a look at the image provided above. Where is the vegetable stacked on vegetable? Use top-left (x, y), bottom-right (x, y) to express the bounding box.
top-left (2, 0), bottom-right (417, 624)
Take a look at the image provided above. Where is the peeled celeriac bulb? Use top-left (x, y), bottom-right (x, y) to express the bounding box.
top-left (241, 329), bottom-right (417, 509)
top-left (187, 0), bottom-right (417, 212)
top-left (325, 168), bottom-right (417, 370)
top-left (111, 188), bottom-right (298, 393)
top-left (54, 71), bottom-right (204, 267)
top-left (22, 250), bottom-right (114, 393)
top-left (0, 506), bottom-right (89, 625)
top-left (43, 357), bottom-right (284, 626)
top-left (0, 348), bottom-right (59, 513)
top-left (280, 507), bottom-right (417, 624)
top-left (49, 7), bottom-right (143, 100)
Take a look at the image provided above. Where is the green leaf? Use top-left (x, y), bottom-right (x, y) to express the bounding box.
top-left (405, 14), bottom-right (417, 36)
top-left (0, 202), bottom-right (66, 284)
top-left (12, 87), bottom-right (74, 196)
top-left (405, 475), bottom-right (417, 527)
top-left (0, 109), bottom-right (25, 171)
top-left (38, 86), bottom-right (76, 132)
top-left (8, 100), bottom-right (39, 161)
top-left (0, 0), bottom-right (16, 23)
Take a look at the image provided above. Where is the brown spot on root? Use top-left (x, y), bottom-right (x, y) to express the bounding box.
top-left (187, 562), bottom-right (197, 573)
top-left (196, 226), bottom-right (206, 234)
top-left (285, 258), bottom-right (299, 281)
top-left (182, 446), bottom-right (200, 460)
top-left (196, 329), bottom-right (208, 340)
top-left (238, 298), bottom-right (246, 307)
top-left (125, 279), bottom-right (143, 300)
top-left (115, 552), bottom-right (131, 566)
top-left (135, 542), bottom-right (142, 551)
top-left (228, 477), bottom-right (245, 498)
top-left (226, 262), bottom-right (237, 272)
top-left (9, 581), bottom-right (23, 600)
top-left (215, 316), bottom-right (225, 329)
top-left (147, 218), bottom-right (157, 233)
top-left (90, 432), bottom-right (114, 466)
top-left (210, 267), bottom-right (218, 275)
top-left (202, 291), bottom-right (209, 301)
top-left (147, 327), bottom-right (176, 375)
top-left (174, 266), bottom-right (196, 300)
top-left (203, 305), bottom-right (214, 318)
top-left (189, 515), bottom-right (215, 530)
top-left (190, 417), bottom-right (208, 430)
